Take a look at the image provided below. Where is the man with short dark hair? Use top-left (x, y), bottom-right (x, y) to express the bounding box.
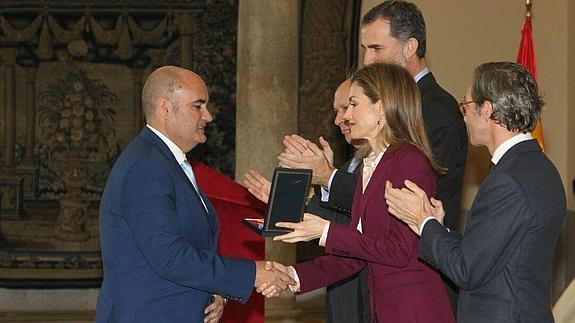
top-left (386, 62), bottom-right (566, 323)
top-left (245, 79), bottom-right (371, 323)
top-left (360, 1), bottom-right (467, 310)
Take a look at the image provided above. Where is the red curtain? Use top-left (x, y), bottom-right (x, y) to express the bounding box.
top-left (193, 161), bottom-right (265, 323)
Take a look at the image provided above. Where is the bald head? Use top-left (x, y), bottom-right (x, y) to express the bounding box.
top-left (142, 66), bottom-right (207, 123)
top-left (334, 79), bottom-right (352, 107)
top-left (333, 79), bottom-right (353, 143)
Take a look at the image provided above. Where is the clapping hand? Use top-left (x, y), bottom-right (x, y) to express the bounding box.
top-left (243, 170), bottom-right (271, 203)
top-left (278, 135), bottom-right (335, 187)
top-left (384, 180), bottom-right (445, 235)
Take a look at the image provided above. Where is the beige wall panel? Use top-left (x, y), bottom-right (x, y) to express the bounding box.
top-left (568, 0), bottom-right (575, 210)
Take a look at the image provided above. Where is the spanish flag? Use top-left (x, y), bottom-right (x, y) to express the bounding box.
top-left (516, 0), bottom-right (544, 150)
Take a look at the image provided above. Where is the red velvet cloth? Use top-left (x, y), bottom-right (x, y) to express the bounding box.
top-left (192, 161), bottom-right (265, 323)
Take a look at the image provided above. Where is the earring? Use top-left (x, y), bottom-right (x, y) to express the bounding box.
top-left (377, 120), bottom-right (381, 125)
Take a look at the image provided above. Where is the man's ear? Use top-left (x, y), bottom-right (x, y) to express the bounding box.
top-left (157, 98), bottom-right (172, 119)
top-left (481, 101), bottom-right (494, 121)
top-left (403, 38), bottom-right (419, 59)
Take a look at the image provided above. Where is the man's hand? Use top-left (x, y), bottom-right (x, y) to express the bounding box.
top-left (282, 134), bottom-right (315, 157)
top-left (242, 170), bottom-right (271, 203)
top-left (273, 213), bottom-right (329, 243)
top-left (204, 295), bottom-right (225, 323)
top-left (278, 134), bottom-right (335, 187)
top-left (254, 261), bottom-right (296, 298)
top-left (384, 180), bottom-right (444, 235)
top-left (257, 261), bottom-right (297, 297)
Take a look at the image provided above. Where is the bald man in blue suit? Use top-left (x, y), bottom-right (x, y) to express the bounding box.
top-left (96, 66), bottom-right (294, 323)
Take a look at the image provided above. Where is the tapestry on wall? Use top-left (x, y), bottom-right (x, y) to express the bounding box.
top-left (0, 0), bottom-right (238, 287)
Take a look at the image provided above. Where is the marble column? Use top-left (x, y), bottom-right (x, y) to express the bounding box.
top-left (176, 13), bottom-right (195, 70)
top-left (236, 1), bottom-right (301, 322)
top-left (17, 67), bottom-right (39, 200)
top-left (0, 47), bottom-right (24, 220)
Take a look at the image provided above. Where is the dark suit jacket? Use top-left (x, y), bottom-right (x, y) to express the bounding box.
top-left (296, 144), bottom-right (455, 323)
top-left (418, 73), bottom-right (467, 231)
top-left (419, 139), bottom-right (566, 323)
top-left (325, 158), bottom-right (360, 215)
top-left (96, 127), bottom-right (255, 323)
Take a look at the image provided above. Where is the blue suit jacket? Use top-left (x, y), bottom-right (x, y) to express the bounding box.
top-left (96, 127), bottom-right (255, 323)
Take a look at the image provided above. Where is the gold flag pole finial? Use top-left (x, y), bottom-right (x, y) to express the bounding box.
top-left (526, 0), bottom-right (532, 17)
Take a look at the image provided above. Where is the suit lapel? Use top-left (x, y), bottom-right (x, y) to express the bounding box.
top-left (197, 188), bottom-right (218, 241)
top-left (139, 127), bottom-right (209, 217)
top-left (358, 148), bottom-right (395, 219)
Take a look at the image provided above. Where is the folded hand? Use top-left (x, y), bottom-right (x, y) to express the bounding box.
top-left (204, 295), bottom-right (225, 323)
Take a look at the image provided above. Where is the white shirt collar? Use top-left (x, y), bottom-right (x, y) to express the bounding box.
top-left (146, 124), bottom-right (187, 165)
top-left (491, 133), bottom-right (533, 165)
top-left (414, 67), bottom-right (430, 83)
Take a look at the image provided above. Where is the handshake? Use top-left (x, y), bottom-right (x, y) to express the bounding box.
top-left (254, 261), bottom-right (296, 298)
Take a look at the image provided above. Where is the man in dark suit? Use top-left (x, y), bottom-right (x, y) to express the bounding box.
top-left (385, 62), bottom-right (566, 323)
top-left (359, 0), bottom-right (467, 310)
top-left (246, 79), bottom-right (370, 323)
top-left (96, 66), bottom-right (294, 323)
top-left (283, 0), bottom-right (467, 313)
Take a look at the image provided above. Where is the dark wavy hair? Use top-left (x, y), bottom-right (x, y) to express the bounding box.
top-left (471, 62), bottom-right (544, 133)
top-left (361, 0), bottom-right (426, 59)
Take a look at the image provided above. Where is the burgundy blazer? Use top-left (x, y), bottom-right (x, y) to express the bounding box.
top-left (295, 144), bottom-right (455, 323)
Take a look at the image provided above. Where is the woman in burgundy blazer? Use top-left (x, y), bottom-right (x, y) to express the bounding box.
top-left (273, 63), bottom-right (455, 323)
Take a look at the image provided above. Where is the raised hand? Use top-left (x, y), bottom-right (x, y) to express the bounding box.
top-left (318, 136), bottom-right (334, 167)
top-left (428, 196), bottom-right (446, 224)
top-left (204, 295), bottom-right (225, 323)
top-left (282, 134), bottom-right (315, 157)
top-left (273, 213), bottom-right (329, 243)
top-left (254, 261), bottom-right (296, 298)
top-left (385, 180), bottom-right (443, 235)
top-left (278, 134), bottom-right (335, 187)
top-left (242, 170), bottom-right (271, 203)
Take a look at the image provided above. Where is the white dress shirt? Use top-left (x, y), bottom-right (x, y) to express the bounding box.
top-left (146, 124), bottom-right (208, 211)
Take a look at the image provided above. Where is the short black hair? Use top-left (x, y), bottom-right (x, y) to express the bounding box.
top-left (362, 0), bottom-right (427, 59)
